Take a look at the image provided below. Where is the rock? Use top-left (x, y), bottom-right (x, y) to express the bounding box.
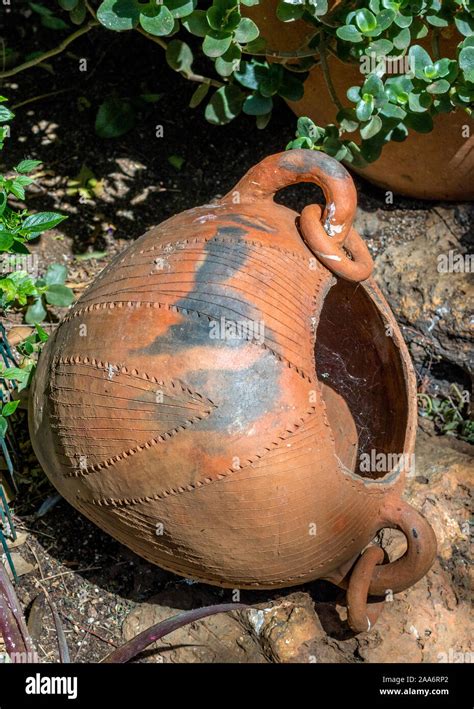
top-left (122, 585), bottom-right (266, 663)
top-left (374, 205), bottom-right (474, 382)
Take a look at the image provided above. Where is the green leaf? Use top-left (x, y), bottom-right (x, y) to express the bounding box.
top-left (2, 399), bottom-right (20, 417)
top-left (95, 98), bottom-right (136, 138)
top-left (166, 40), bottom-right (193, 73)
top-left (0, 232), bottom-right (14, 251)
top-left (234, 17), bottom-right (259, 44)
top-left (168, 154), bottom-right (185, 170)
top-left (355, 9), bottom-right (377, 33)
top-left (360, 115), bottom-right (382, 139)
top-left (45, 284), bottom-right (74, 307)
top-left (347, 85), bottom-right (361, 102)
top-left (459, 46), bottom-right (474, 83)
top-left (234, 60), bottom-right (267, 90)
top-left (0, 416), bottom-right (7, 438)
top-left (380, 102), bottom-right (406, 119)
top-left (206, 3), bottom-right (240, 32)
top-left (215, 44), bottom-right (242, 76)
top-left (409, 45), bottom-right (433, 80)
top-left (182, 9), bottom-right (209, 37)
top-left (140, 5), bottom-right (175, 36)
top-left (15, 159), bottom-right (42, 173)
top-left (405, 112), bottom-right (434, 133)
top-left (45, 263), bottom-right (67, 285)
top-left (276, 1), bottom-right (304, 22)
top-left (356, 96), bottom-right (374, 121)
top-left (394, 12), bottom-right (412, 28)
top-left (362, 74), bottom-right (384, 98)
top-left (408, 91), bottom-right (432, 112)
top-left (337, 108), bottom-right (359, 133)
top-left (96, 0), bottom-right (140, 31)
top-left (35, 323), bottom-right (49, 342)
top-left (375, 8), bottom-right (396, 31)
top-left (278, 72), bottom-right (305, 101)
top-left (189, 82), bottom-right (210, 108)
top-left (393, 27), bottom-right (410, 50)
top-left (166, 0), bottom-right (196, 19)
top-left (455, 13), bottom-right (474, 37)
top-left (202, 31), bottom-right (233, 58)
top-left (426, 79), bottom-right (450, 95)
top-left (58, 0), bottom-right (79, 9)
top-left (22, 212), bottom-right (67, 234)
top-left (336, 25), bottom-right (363, 43)
top-left (25, 298), bottom-right (47, 324)
top-left (243, 93), bottom-right (273, 116)
top-left (42, 15), bottom-right (69, 30)
top-left (296, 116), bottom-right (321, 140)
top-left (0, 105), bottom-right (14, 123)
top-left (7, 180), bottom-right (25, 201)
top-left (204, 85), bottom-right (244, 124)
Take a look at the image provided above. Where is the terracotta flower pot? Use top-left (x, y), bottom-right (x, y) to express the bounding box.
top-left (30, 150), bottom-right (436, 631)
top-left (245, 2), bottom-right (474, 200)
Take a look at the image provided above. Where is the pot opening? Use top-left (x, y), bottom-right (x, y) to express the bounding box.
top-left (315, 278), bottom-right (409, 481)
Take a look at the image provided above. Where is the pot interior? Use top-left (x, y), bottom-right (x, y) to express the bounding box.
top-left (315, 278), bottom-right (409, 480)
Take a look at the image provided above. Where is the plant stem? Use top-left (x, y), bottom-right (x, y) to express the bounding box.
top-left (319, 33), bottom-right (343, 112)
top-left (0, 21), bottom-right (99, 79)
top-left (136, 28), bottom-right (223, 88)
top-left (12, 88), bottom-right (76, 110)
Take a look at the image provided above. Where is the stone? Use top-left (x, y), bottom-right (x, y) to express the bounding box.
top-left (374, 205), bottom-right (474, 382)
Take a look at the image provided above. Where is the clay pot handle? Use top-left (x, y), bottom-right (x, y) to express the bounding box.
top-left (226, 149), bottom-right (357, 244)
top-left (225, 149), bottom-right (373, 282)
top-left (346, 500), bottom-right (436, 632)
top-left (369, 499), bottom-right (437, 596)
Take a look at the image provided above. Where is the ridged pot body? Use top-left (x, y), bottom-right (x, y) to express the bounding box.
top-left (30, 153), bottom-right (417, 589)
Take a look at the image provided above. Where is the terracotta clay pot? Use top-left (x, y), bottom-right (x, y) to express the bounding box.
top-left (29, 150), bottom-right (436, 631)
top-left (245, 2), bottom-right (474, 200)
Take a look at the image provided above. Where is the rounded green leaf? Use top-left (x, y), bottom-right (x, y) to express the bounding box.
top-left (405, 112), bottom-right (434, 133)
top-left (25, 298), bottom-right (47, 324)
top-left (409, 45), bottom-right (433, 80)
top-left (166, 0), bottom-right (196, 19)
top-left (393, 27), bottom-right (410, 50)
top-left (426, 79), bottom-right (450, 95)
top-left (455, 13), bottom-right (474, 37)
top-left (355, 9), bottom-right (377, 33)
top-left (95, 98), bottom-right (136, 138)
top-left (356, 96), bottom-right (374, 122)
top-left (45, 263), bottom-right (67, 286)
top-left (360, 115), bottom-right (382, 139)
top-left (408, 91), bottom-right (432, 112)
top-left (234, 17), bottom-right (259, 44)
top-left (276, 1), bottom-right (304, 22)
top-left (140, 5), bottom-right (175, 36)
top-left (243, 93), bottom-right (273, 116)
top-left (459, 46), bottom-right (474, 83)
top-left (45, 284), bottom-right (74, 307)
top-left (182, 9), bottom-right (208, 36)
top-left (166, 39), bottom-right (194, 73)
top-left (215, 44), bottom-right (241, 77)
top-left (336, 25), bottom-right (363, 43)
top-left (202, 31), bottom-right (233, 58)
top-left (189, 82), bottom-right (210, 108)
top-left (394, 12), bottom-right (412, 28)
top-left (204, 85), bottom-right (244, 124)
top-left (97, 0), bottom-right (139, 31)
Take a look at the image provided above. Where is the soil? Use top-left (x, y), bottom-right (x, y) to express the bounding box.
top-left (0, 11), bottom-right (472, 664)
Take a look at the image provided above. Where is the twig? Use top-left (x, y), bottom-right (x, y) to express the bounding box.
top-left (60, 611), bottom-right (118, 648)
top-left (136, 27), bottom-right (223, 88)
top-left (0, 21), bottom-right (99, 79)
top-left (40, 566), bottom-right (101, 582)
top-left (12, 88), bottom-right (76, 110)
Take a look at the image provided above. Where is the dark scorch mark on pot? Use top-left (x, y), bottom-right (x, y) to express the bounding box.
top-left (133, 233), bottom-right (281, 432)
top-left (280, 150), bottom-right (349, 180)
top-left (226, 214), bottom-right (277, 234)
